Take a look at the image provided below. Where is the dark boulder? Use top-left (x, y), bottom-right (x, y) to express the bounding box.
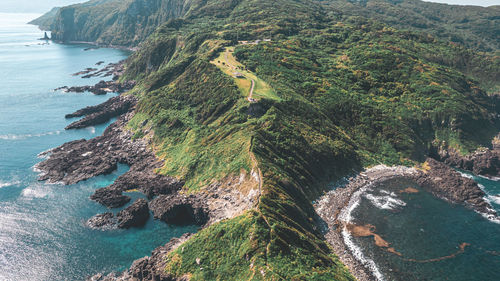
top-left (91, 188), bottom-right (131, 208)
top-left (116, 199), bottom-right (150, 228)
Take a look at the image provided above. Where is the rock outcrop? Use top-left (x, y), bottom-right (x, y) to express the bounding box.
top-left (55, 80), bottom-right (136, 95)
top-left (415, 158), bottom-right (496, 216)
top-left (55, 60), bottom-right (135, 95)
top-left (36, 100), bottom-right (184, 208)
top-left (91, 188), bottom-right (131, 209)
top-left (87, 212), bottom-right (116, 229)
top-left (65, 95), bottom-right (136, 130)
top-left (116, 199), bottom-right (150, 228)
top-left (149, 194), bottom-right (209, 226)
top-left (87, 199), bottom-right (150, 229)
top-left (435, 135), bottom-right (500, 178)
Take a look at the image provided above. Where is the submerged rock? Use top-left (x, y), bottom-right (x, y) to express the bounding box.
top-left (117, 199), bottom-right (150, 228)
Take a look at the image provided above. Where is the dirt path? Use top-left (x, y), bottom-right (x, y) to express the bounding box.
top-left (247, 79), bottom-right (255, 102)
top-left (224, 48), bottom-right (256, 103)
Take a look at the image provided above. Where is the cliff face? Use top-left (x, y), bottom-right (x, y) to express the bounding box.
top-left (48, 0), bottom-right (192, 46)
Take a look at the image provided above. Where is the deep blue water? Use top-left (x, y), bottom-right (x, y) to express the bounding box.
top-left (350, 174), bottom-right (500, 281)
top-left (0, 13), bottom-right (196, 281)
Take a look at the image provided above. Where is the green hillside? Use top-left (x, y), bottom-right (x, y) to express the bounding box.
top-left (32, 0), bottom-right (500, 279)
top-left (320, 0), bottom-right (500, 52)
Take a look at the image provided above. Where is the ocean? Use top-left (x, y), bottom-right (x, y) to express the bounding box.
top-left (348, 174), bottom-right (500, 280)
top-left (0, 13), bottom-right (196, 281)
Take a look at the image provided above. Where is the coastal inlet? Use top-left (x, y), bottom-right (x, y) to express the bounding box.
top-left (316, 165), bottom-right (500, 281)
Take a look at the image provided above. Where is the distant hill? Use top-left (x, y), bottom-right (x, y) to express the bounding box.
top-left (319, 0), bottom-right (500, 52)
top-left (31, 0), bottom-right (500, 51)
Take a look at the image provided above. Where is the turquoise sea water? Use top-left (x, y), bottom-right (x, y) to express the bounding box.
top-left (0, 13), bottom-right (196, 281)
top-left (349, 175), bottom-right (500, 280)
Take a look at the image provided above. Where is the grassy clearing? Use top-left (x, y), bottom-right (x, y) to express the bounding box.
top-left (211, 46), bottom-right (280, 102)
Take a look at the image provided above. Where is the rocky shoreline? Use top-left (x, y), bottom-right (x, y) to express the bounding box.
top-left (315, 160), bottom-right (499, 281)
top-left (36, 82), bottom-right (260, 279)
top-left (433, 135), bottom-right (500, 178)
top-left (55, 61), bottom-right (136, 95)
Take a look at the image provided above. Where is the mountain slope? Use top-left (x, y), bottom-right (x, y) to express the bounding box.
top-left (33, 0), bottom-right (500, 279)
top-left (116, 0), bottom-right (499, 279)
top-left (35, 0), bottom-right (194, 46)
top-left (320, 0), bottom-right (500, 52)
top-left (33, 0), bottom-right (500, 51)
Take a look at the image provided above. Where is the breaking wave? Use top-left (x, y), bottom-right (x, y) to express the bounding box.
top-left (339, 185), bottom-right (386, 281)
top-left (364, 189), bottom-right (406, 210)
top-left (0, 131), bottom-right (61, 140)
top-left (0, 180), bottom-right (20, 188)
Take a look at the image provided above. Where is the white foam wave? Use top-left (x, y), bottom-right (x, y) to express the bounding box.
top-left (338, 185), bottom-right (386, 281)
top-left (37, 148), bottom-right (54, 159)
top-left (473, 184), bottom-right (500, 224)
top-left (488, 195), bottom-right (500, 205)
top-left (458, 171), bottom-right (474, 179)
top-left (21, 184), bottom-right (51, 199)
top-left (478, 174), bottom-right (500, 181)
top-left (86, 126), bottom-right (96, 134)
top-left (0, 131), bottom-right (61, 140)
top-left (364, 190), bottom-right (406, 210)
top-left (0, 180), bottom-right (20, 188)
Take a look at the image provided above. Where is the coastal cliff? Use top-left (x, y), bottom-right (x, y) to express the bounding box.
top-left (33, 0), bottom-right (194, 46)
top-left (32, 0), bottom-right (500, 279)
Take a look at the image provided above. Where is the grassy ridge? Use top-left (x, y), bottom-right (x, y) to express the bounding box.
top-left (33, 0), bottom-right (499, 279)
top-left (118, 0), bottom-right (500, 279)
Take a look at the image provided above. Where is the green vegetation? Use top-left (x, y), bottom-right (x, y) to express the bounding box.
top-left (211, 47), bottom-right (280, 101)
top-left (164, 211), bottom-right (353, 280)
top-left (34, 0), bottom-right (500, 279)
top-left (35, 0), bottom-right (192, 46)
top-left (320, 0), bottom-right (500, 52)
top-left (28, 7), bottom-right (60, 30)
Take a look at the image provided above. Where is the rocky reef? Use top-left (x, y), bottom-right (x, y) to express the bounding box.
top-left (65, 95), bottom-right (136, 130)
top-left (87, 213), bottom-right (116, 229)
top-left (434, 135), bottom-right (500, 178)
top-left (56, 61), bottom-right (135, 95)
top-left (415, 158), bottom-right (496, 216)
top-left (55, 80), bottom-right (136, 95)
